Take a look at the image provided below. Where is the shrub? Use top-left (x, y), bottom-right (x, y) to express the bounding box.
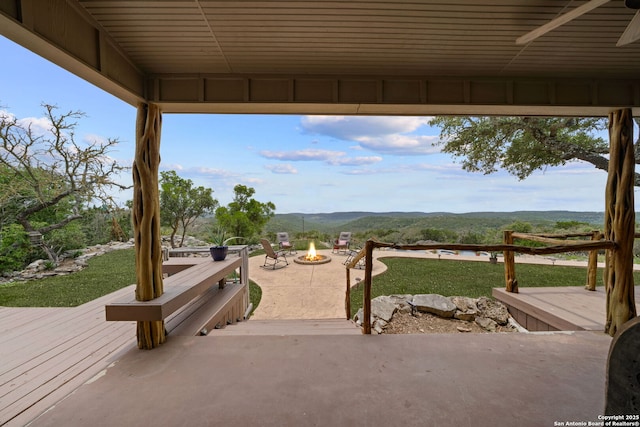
top-left (0, 224), bottom-right (31, 273)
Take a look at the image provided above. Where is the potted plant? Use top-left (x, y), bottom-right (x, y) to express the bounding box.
top-left (489, 252), bottom-right (499, 264)
top-left (209, 227), bottom-right (242, 261)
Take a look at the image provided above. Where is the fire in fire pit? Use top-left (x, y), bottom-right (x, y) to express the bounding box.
top-left (294, 241), bottom-right (332, 265)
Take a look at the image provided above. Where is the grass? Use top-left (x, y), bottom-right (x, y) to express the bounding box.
top-left (349, 256), bottom-right (640, 317)
top-left (0, 248), bottom-right (137, 307)
top-left (0, 248), bottom-right (264, 310)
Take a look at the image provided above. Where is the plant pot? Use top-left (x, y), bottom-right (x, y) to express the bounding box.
top-left (210, 246), bottom-right (228, 261)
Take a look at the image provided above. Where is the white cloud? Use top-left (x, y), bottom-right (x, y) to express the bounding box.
top-left (265, 163), bottom-right (298, 174)
top-left (355, 134), bottom-right (440, 155)
top-left (327, 156), bottom-right (382, 166)
top-left (160, 164), bottom-right (238, 180)
top-left (260, 148), bottom-right (381, 167)
top-left (83, 133), bottom-right (109, 145)
top-left (260, 148), bottom-right (344, 162)
top-left (301, 116), bottom-right (430, 139)
top-left (13, 115), bottom-right (53, 137)
top-left (299, 115), bottom-right (440, 156)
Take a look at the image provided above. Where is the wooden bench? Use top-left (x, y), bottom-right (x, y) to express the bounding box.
top-left (105, 250), bottom-right (249, 336)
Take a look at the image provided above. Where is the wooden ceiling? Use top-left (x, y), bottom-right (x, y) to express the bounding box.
top-left (1, 0), bottom-right (639, 116)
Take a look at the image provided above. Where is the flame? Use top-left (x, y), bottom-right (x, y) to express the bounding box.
top-left (306, 241), bottom-right (318, 261)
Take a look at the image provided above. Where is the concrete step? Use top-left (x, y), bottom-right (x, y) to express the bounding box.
top-left (208, 318), bottom-right (361, 336)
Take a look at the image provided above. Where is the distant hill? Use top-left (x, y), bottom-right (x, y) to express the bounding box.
top-left (265, 211), bottom-right (605, 235)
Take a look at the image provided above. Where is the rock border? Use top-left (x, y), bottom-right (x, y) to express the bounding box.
top-left (353, 294), bottom-right (519, 334)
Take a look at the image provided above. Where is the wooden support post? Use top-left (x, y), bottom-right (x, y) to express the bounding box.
top-left (585, 230), bottom-right (599, 291)
top-left (132, 103), bottom-right (165, 349)
top-left (345, 268), bottom-right (351, 320)
top-left (363, 240), bottom-right (374, 334)
top-left (604, 108), bottom-right (636, 336)
top-left (503, 230), bottom-right (518, 292)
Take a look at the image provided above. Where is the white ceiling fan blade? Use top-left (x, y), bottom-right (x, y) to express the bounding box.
top-left (516, 0), bottom-right (611, 45)
top-left (617, 10), bottom-right (640, 46)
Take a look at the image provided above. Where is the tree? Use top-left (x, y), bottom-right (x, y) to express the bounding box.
top-left (215, 184), bottom-right (275, 241)
top-left (0, 104), bottom-right (128, 262)
top-left (429, 116), bottom-right (640, 185)
top-left (159, 170), bottom-right (218, 248)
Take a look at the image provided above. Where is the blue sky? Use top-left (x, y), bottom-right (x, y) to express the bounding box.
top-left (0, 35), bottom-right (620, 214)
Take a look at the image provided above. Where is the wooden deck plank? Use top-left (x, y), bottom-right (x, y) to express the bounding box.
top-left (0, 286), bottom-right (137, 427)
top-left (493, 285), bottom-right (640, 331)
top-left (1, 305), bottom-right (111, 360)
top-left (1, 327), bottom-right (135, 427)
top-left (0, 319), bottom-right (133, 393)
top-left (0, 307), bottom-right (64, 333)
top-left (0, 287), bottom-right (135, 365)
top-left (0, 286), bottom-right (134, 350)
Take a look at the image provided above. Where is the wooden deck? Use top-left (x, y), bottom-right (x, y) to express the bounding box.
top-left (2, 281), bottom-right (636, 426)
top-left (0, 286), bottom-right (137, 427)
top-left (493, 285), bottom-right (640, 332)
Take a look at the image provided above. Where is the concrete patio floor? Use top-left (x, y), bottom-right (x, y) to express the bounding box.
top-left (248, 248), bottom-right (383, 319)
top-left (30, 331), bottom-right (612, 427)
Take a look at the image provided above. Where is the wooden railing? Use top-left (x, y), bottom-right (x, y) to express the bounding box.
top-left (348, 237), bottom-right (616, 334)
top-left (505, 231), bottom-right (612, 292)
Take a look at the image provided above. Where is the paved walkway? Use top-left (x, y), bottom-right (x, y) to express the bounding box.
top-left (248, 248), bottom-right (608, 320)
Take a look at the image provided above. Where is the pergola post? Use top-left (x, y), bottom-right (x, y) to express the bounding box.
top-left (132, 103), bottom-right (165, 349)
top-left (362, 240), bottom-right (374, 335)
top-left (585, 230), bottom-right (600, 291)
top-left (604, 108), bottom-right (636, 337)
top-left (503, 230), bottom-right (517, 293)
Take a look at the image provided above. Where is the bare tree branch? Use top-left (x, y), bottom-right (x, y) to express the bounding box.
top-left (0, 104), bottom-right (130, 262)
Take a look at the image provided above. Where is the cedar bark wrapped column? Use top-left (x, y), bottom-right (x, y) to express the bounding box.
top-left (604, 108), bottom-right (636, 337)
top-left (132, 103), bottom-right (165, 349)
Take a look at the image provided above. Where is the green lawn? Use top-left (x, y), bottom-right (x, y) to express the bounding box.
top-left (348, 256), bottom-right (640, 317)
top-left (0, 248), bottom-right (263, 310)
top-left (0, 249), bottom-right (137, 307)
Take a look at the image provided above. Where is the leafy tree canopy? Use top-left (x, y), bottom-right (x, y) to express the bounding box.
top-left (159, 170), bottom-right (218, 248)
top-left (215, 184), bottom-right (275, 241)
top-left (430, 116), bottom-right (640, 185)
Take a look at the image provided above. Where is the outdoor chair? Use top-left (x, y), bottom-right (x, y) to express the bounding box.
top-left (276, 232), bottom-right (296, 254)
top-left (332, 232), bottom-right (352, 254)
top-left (343, 246), bottom-right (365, 269)
top-left (260, 238), bottom-right (289, 269)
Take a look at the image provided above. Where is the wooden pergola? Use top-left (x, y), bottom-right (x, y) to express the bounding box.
top-left (1, 1), bottom-right (638, 350)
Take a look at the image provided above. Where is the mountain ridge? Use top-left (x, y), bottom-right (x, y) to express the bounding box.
top-left (266, 210), bottom-right (606, 235)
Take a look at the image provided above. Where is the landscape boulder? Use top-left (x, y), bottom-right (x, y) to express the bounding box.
top-left (476, 296), bottom-right (510, 325)
top-left (384, 294), bottom-right (414, 314)
top-left (475, 316), bottom-right (497, 332)
top-left (371, 296), bottom-right (398, 322)
top-left (412, 294), bottom-right (457, 318)
top-left (451, 296), bottom-right (479, 321)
